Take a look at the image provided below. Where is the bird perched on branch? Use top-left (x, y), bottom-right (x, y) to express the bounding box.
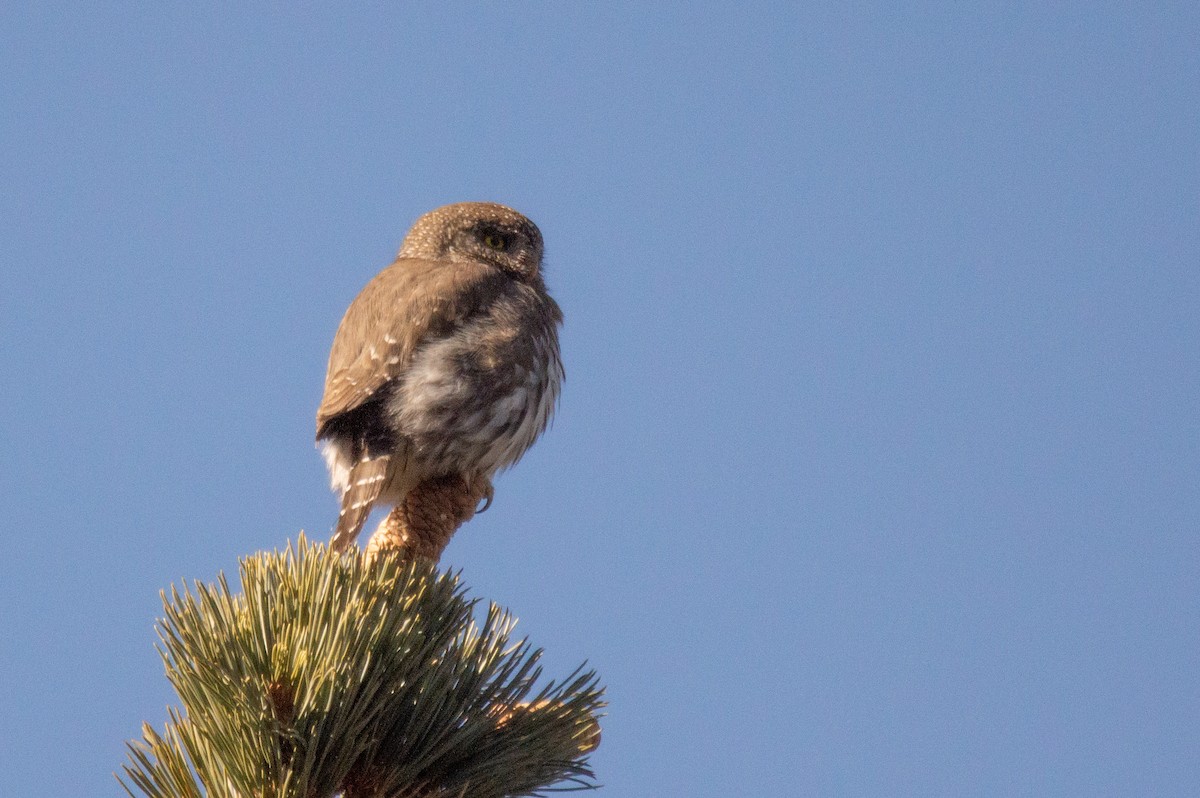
top-left (316, 202), bottom-right (563, 552)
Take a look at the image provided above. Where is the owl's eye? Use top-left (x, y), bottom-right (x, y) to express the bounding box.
top-left (483, 232), bottom-right (509, 251)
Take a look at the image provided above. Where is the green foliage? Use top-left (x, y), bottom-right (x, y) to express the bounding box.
top-left (120, 536), bottom-right (603, 798)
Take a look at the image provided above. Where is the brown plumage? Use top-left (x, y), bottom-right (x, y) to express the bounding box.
top-left (317, 202), bottom-right (563, 551)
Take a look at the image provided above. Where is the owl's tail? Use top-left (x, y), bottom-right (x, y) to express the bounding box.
top-left (330, 455), bottom-right (392, 552)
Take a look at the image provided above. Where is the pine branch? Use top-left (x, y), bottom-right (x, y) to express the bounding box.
top-left (120, 535), bottom-right (604, 798)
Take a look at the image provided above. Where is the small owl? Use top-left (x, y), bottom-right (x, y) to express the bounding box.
top-left (316, 202), bottom-right (563, 551)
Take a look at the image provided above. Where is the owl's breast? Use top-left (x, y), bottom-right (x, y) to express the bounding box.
top-left (389, 302), bottom-right (562, 476)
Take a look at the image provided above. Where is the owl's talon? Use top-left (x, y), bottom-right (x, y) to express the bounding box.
top-left (476, 481), bottom-right (495, 514)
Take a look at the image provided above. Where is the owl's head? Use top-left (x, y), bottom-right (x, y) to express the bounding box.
top-left (399, 202), bottom-right (545, 280)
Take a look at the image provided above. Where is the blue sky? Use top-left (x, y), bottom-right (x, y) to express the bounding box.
top-left (1, 3), bottom-right (1197, 796)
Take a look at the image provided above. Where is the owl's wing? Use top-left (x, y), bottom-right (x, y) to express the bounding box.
top-left (316, 257), bottom-right (499, 438)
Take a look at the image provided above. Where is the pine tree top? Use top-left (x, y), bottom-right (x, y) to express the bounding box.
top-left (121, 536), bottom-right (604, 798)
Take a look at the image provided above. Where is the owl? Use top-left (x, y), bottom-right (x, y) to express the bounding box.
top-left (316, 202), bottom-right (563, 552)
